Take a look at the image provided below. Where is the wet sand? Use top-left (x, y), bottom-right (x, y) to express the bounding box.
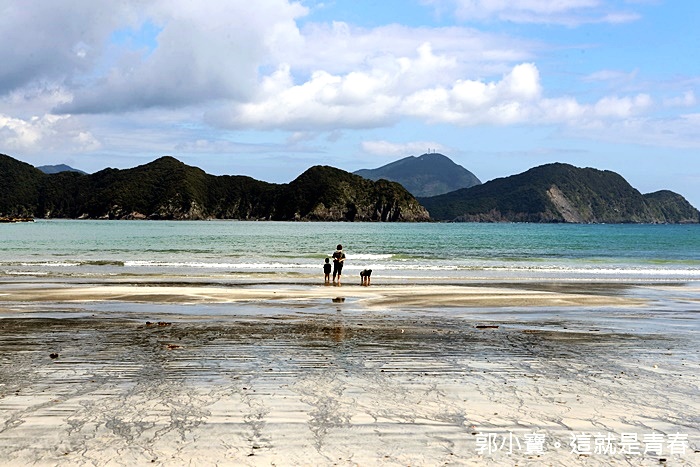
top-left (0, 280), bottom-right (699, 465)
top-left (0, 282), bottom-right (644, 308)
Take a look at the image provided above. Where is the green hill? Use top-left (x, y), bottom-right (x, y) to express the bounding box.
top-left (643, 190), bottom-right (700, 223)
top-left (419, 163), bottom-right (699, 223)
top-left (354, 153), bottom-right (481, 197)
top-left (0, 154), bottom-right (45, 217)
top-left (279, 165), bottom-right (427, 221)
top-left (0, 154), bottom-right (429, 221)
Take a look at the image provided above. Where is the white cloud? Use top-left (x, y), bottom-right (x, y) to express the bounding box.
top-left (456, 0), bottom-right (600, 17)
top-left (54, 0), bottom-right (309, 113)
top-left (663, 91), bottom-right (696, 108)
top-left (0, 85), bottom-right (73, 121)
top-left (0, 1), bottom-right (541, 124)
top-left (209, 64), bottom-right (400, 130)
top-left (423, 0), bottom-right (641, 25)
top-left (212, 59), bottom-right (656, 130)
top-left (400, 62), bottom-right (541, 124)
top-left (295, 23), bottom-right (533, 77)
top-left (23, 3), bottom-right (514, 117)
top-left (0, 1), bottom-right (130, 94)
top-left (592, 94), bottom-right (652, 118)
top-left (0, 0), bottom-right (693, 157)
top-left (172, 138), bottom-right (302, 155)
top-left (583, 69), bottom-right (639, 83)
top-left (0, 114), bottom-right (100, 153)
top-left (362, 140), bottom-right (448, 157)
top-left (566, 113), bottom-right (700, 149)
top-left (600, 11), bottom-right (642, 23)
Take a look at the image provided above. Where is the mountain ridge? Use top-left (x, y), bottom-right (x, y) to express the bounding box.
top-left (2, 154), bottom-right (697, 224)
top-left (0, 154), bottom-right (429, 221)
top-left (419, 162), bottom-right (699, 223)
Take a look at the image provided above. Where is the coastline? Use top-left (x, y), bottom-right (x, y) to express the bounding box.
top-left (0, 278), bottom-right (698, 465)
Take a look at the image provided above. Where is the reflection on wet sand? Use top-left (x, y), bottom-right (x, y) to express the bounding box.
top-left (0, 308), bottom-right (697, 465)
top-left (0, 282), bottom-right (698, 465)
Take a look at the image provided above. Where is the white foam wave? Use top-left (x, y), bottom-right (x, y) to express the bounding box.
top-left (3, 270), bottom-right (50, 276)
top-left (483, 265), bottom-right (700, 276)
top-left (7, 259), bottom-right (690, 279)
top-left (125, 260), bottom-right (318, 270)
top-left (344, 253), bottom-right (393, 260)
top-left (118, 260), bottom-right (700, 277)
top-left (19, 261), bottom-right (77, 267)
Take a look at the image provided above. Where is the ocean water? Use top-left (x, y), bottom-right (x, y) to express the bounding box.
top-left (1, 219), bottom-right (699, 282)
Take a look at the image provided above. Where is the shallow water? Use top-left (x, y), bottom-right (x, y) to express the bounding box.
top-left (2, 220), bottom-right (700, 281)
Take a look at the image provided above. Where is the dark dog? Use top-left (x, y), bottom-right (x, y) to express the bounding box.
top-left (359, 269), bottom-right (372, 286)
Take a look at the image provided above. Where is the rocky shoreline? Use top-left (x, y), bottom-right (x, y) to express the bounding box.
top-left (0, 216), bottom-right (34, 223)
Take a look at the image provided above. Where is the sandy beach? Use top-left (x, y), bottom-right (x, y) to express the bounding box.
top-left (0, 279), bottom-right (698, 466)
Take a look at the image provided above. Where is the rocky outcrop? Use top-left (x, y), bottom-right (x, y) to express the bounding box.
top-left (546, 186), bottom-right (586, 223)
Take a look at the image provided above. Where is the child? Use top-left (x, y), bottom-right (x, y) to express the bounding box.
top-left (323, 257), bottom-right (332, 283)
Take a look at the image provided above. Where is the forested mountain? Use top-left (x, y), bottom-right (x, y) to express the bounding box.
top-left (2, 155), bottom-right (697, 223)
top-left (0, 154), bottom-right (429, 221)
top-left (0, 155), bottom-right (44, 217)
top-left (354, 153), bottom-right (481, 197)
top-left (419, 163), bottom-right (699, 223)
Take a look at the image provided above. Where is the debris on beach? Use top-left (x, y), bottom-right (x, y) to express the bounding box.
top-left (145, 321), bottom-right (171, 327)
top-left (49, 353), bottom-right (59, 359)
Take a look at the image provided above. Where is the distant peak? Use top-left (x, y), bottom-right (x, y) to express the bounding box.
top-left (353, 152), bottom-right (481, 197)
top-left (37, 164), bottom-right (87, 175)
top-left (417, 152), bottom-right (448, 161)
top-left (153, 155), bottom-right (182, 164)
top-left (140, 155), bottom-right (189, 169)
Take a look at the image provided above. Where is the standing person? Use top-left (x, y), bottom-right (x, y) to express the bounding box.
top-left (332, 244), bottom-right (345, 285)
top-left (323, 257), bottom-right (332, 284)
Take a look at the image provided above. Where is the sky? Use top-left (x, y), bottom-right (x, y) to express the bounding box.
top-left (1, 0), bottom-right (699, 207)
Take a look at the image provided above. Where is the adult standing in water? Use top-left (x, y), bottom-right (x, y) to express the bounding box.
top-left (332, 244), bottom-right (346, 285)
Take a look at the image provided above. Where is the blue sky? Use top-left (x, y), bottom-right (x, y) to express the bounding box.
top-left (1, 0), bottom-right (699, 207)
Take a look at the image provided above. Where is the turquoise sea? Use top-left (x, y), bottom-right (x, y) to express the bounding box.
top-left (1, 219), bottom-right (699, 282)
